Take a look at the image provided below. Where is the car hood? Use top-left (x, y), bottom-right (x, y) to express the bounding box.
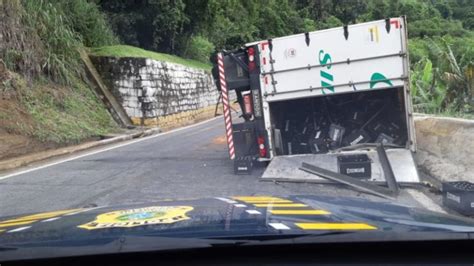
top-left (1, 195), bottom-right (474, 260)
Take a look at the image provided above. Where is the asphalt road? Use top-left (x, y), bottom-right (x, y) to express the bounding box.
top-left (0, 116), bottom-right (431, 217)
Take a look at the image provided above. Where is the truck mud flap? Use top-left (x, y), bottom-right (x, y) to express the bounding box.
top-left (261, 148), bottom-right (419, 185)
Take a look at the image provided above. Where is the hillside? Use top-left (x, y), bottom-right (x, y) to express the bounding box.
top-left (0, 1), bottom-right (120, 159)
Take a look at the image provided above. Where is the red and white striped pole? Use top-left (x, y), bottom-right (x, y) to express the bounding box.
top-left (217, 53), bottom-right (235, 160)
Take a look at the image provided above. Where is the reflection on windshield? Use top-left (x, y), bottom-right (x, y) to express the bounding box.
top-left (0, 1), bottom-right (474, 262)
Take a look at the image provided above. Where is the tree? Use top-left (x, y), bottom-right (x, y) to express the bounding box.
top-left (99, 0), bottom-right (187, 53)
top-left (430, 37), bottom-right (474, 112)
top-left (411, 58), bottom-right (448, 113)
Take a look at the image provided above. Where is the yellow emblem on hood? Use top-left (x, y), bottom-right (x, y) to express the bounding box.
top-left (78, 206), bottom-right (193, 230)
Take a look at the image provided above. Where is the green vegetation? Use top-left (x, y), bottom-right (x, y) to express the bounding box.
top-left (409, 36), bottom-right (474, 114)
top-left (90, 45), bottom-right (211, 71)
top-left (98, 0), bottom-right (473, 117)
top-left (182, 36), bottom-right (215, 66)
top-left (97, 0), bottom-right (474, 54)
top-left (0, 0), bottom-right (118, 146)
top-left (19, 0), bottom-right (118, 85)
top-left (411, 58), bottom-right (447, 114)
top-left (21, 0), bottom-right (83, 85)
top-left (1, 0), bottom-right (473, 153)
top-left (19, 77), bottom-right (115, 143)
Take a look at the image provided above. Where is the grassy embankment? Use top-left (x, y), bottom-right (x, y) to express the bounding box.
top-left (0, 0), bottom-right (118, 147)
top-left (0, 0), bottom-right (119, 159)
top-left (90, 45), bottom-right (212, 71)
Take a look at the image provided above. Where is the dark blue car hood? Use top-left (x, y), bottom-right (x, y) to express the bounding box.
top-left (1, 195), bottom-right (474, 261)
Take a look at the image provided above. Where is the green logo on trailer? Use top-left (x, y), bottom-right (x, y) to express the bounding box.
top-left (370, 72), bottom-right (393, 89)
top-left (319, 50), bottom-right (334, 94)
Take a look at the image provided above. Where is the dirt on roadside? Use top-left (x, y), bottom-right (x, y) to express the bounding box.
top-left (0, 63), bottom-right (63, 160)
top-left (0, 130), bottom-right (58, 160)
top-left (0, 87), bottom-right (59, 160)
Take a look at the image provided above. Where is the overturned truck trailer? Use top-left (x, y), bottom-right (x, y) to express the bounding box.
top-left (212, 17), bottom-right (419, 183)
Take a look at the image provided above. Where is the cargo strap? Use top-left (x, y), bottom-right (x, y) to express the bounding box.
top-left (217, 53), bottom-right (235, 159)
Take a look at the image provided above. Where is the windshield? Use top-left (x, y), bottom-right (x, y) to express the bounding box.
top-left (1, 0), bottom-right (474, 261)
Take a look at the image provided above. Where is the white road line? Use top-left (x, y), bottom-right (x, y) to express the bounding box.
top-left (0, 116), bottom-right (222, 181)
top-left (246, 210), bottom-right (261, 215)
top-left (269, 223), bottom-right (291, 230)
top-left (234, 204), bottom-right (247, 208)
top-left (7, 226), bottom-right (31, 233)
top-left (41, 217), bottom-right (61, 222)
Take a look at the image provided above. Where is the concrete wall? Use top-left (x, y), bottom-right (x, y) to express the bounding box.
top-left (91, 56), bottom-right (221, 128)
top-left (414, 115), bottom-right (474, 182)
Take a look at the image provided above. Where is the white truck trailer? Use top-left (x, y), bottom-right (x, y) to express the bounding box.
top-left (212, 17), bottom-right (419, 185)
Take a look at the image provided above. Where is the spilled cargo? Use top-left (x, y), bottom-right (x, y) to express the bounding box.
top-left (270, 88), bottom-right (408, 156)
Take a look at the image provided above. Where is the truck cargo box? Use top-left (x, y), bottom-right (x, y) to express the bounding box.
top-left (215, 17), bottom-right (418, 182)
top-left (251, 17), bottom-right (416, 159)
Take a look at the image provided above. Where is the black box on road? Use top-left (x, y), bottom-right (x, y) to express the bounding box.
top-left (337, 154), bottom-right (371, 179)
top-left (442, 181), bottom-right (474, 216)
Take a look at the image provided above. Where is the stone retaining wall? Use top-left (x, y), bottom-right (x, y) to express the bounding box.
top-left (91, 56), bottom-right (222, 127)
top-left (414, 115), bottom-right (474, 182)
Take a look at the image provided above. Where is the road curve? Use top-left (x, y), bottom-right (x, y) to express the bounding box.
top-left (0, 117), bottom-right (414, 217)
